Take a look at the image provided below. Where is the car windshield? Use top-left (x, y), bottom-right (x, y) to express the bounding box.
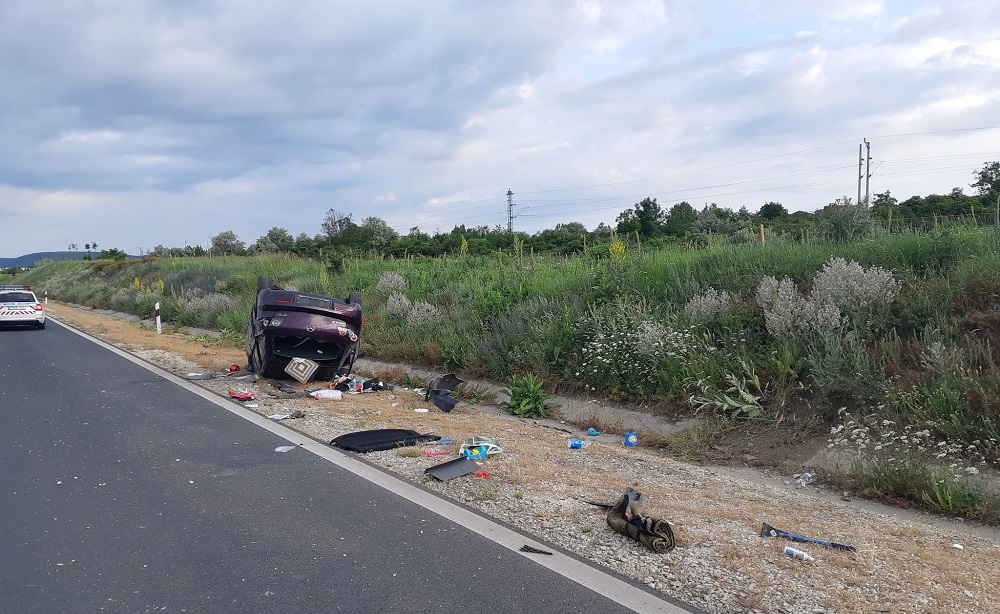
top-left (0, 292), bottom-right (35, 302)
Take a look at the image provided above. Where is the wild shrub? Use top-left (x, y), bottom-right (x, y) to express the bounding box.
top-left (686, 359), bottom-right (765, 420)
top-left (893, 369), bottom-right (1000, 456)
top-left (110, 287), bottom-right (160, 317)
top-left (829, 410), bottom-right (996, 517)
top-left (756, 257), bottom-right (900, 339)
top-left (474, 297), bottom-right (577, 382)
top-left (756, 275), bottom-right (845, 338)
top-left (385, 292), bottom-right (413, 318)
top-left (684, 287), bottom-right (735, 321)
top-left (805, 330), bottom-right (885, 410)
top-left (376, 271), bottom-right (408, 294)
top-left (405, 300), bottom-right (440, 328)
top-left (574, 302), bottom-right (706, 399)
top-left (500, 373), bottom-right (554, 418)
top-left (177, 288), bottom-right (237, 328)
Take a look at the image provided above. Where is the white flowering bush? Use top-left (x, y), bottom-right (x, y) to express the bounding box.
top-left (829, 409), bottom-right (995, 515)
top-left (405, 300), bottom-right (440, 328)
top-left (756, 275), bottom-right (845, 338)
top-left (811, 257), bottom-right (901, 312)
top-left (376, 271), bottom-right (408, 294)
top-left (684, 288), bottom-right (735, 321)
top-left (756, 257), bottom-right (899, 339)
top-left (385, 291), bottom-right (413, 318)
top-left (576, 313), bottom-right (703, 398)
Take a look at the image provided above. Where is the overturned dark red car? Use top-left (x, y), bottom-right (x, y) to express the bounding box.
top-left (244, 276), bottom-right (362, 381)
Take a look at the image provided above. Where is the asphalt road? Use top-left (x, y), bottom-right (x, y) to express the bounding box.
top-left (0, 320), bottom-right (698, 614)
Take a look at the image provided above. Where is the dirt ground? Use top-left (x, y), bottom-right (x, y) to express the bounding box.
top-left (44, 302), bottom-right (1000, 614)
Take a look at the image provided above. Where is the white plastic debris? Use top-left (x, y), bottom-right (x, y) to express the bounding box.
top-left (794, 472), bottom-right (816, 487)
top-left (310, 389), bottom-right (343, 400)
top-left (274, 445), bottom-right (296, 453)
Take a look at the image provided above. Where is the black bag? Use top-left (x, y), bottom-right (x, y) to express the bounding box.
top-left (329, 429), bottom-right (440, 453)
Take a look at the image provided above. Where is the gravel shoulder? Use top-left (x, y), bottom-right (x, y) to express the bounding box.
top-left (46, 303), bottom-right (1000, 614)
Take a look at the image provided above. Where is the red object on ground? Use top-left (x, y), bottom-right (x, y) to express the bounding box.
top-left (229, 364), bottom-right (240, 372)
top-left (422, 450), bottom-right (451, 457)
top-left (228, 388), bottom-right (255, 400)
top-left (475, 472), bottom-right (491, 479)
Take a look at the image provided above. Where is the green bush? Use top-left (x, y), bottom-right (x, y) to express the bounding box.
top-left (500, 373), bottom-right (554, 419)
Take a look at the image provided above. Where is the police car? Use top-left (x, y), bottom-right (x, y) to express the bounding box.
top-left (0, 284), bottom-right (45, 329)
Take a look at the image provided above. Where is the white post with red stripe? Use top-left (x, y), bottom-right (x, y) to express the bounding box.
top-left (155, 302), bottom-right (161, 334)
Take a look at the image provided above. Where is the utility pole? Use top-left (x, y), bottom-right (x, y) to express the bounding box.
top-left (857, 143), bottom-right (863, 206)
top-left (506, 188), bottom-right (514, 233)
top-left (864, 138), bottom-right (871, 206)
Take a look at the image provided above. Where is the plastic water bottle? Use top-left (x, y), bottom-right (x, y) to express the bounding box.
top-left (783, 545), bottom-right (815, 561)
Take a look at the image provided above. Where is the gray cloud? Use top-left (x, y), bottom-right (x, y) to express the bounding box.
top-left (2, 1), bottom-right (999, 255)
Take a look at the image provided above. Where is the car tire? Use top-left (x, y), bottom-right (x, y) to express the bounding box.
top-left (257, 275), bottom-right (274, 292)
top-left (348, 292), bottom-right (362, 308)
top-left (37, 321), bottom-right (45, 330)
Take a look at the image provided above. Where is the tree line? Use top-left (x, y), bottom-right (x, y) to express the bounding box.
top-left (145, 161), bottom-right (1000, 259)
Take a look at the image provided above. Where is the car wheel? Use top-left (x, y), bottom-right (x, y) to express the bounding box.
top-left (37, 321), bottom-right (45, 330)
top-left (348, 291), bottom-right (362, 308)
top-left (257, 275), bottom-right (274, 292)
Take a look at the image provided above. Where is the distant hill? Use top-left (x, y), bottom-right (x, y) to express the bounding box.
top-left (0, 251), bottom-right (96, 267)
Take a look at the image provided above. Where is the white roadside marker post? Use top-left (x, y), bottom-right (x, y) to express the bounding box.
top-left (155, 302), bottom-right (161, 334)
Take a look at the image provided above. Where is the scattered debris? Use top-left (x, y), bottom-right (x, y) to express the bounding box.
top-left (605, 488), bottom-right (675, 552)
top-left (185, 373), bottom-right (212, 380)
top-left (269, 380), bottom-right (298, 395)
top-left (519, 545), bottom-right (553, 555)
top-left (760, 522), bottom-right (857, 552)
top-left (228, 364), bottom-right (240, 372)
top-left (783, 545), bottom-right (815, 561)
top-left (953, 543), bottom-right (964, 550)
top-left (568, 438), bottom-right (584, 449)
top-left (285, 357), bottom-right (320, 383)
top-left (422, 450), bottom-right (450, 457)
top-left (331, 376), bottom-right (393, 393)
top-left (459, 437), bottom-right (502, 458)
top-left (310, 389), bottom-right (343, 400)
top-left (424, 457), bottom-right (480, 481)
top-left (274, 445), bottom-right (296, 453)
top-left (228, 388), bottom-right (255, 400)
top-left (426, 373), bottom-right (464, 412)
top-left (794, 471), bottom-right (817, 488)
top-left (330, 429), bottom-right (440, 453)
top-left (475, 471), bottom-right (491, 479)
top-left (587, 427), bottom-right (600, 436)
top-left (414, 407), bottom-right (429, 413)
top-left (624, 431), bottom-right (639, 447)
top-left (268, 413), bottom-right (291, 420)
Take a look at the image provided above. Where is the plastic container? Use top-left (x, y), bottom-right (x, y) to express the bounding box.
top-left (567, 439), bottom-right (583, 449)
top-left (310, 389), bottom-right (343, 400)
top-left (783, 545), bottom-right (815, 561)
top-left (624, 432), bottom-right (639, 447)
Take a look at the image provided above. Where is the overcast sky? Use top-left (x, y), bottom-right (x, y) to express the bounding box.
top-left (2, 1), bottom-right (998, 257)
